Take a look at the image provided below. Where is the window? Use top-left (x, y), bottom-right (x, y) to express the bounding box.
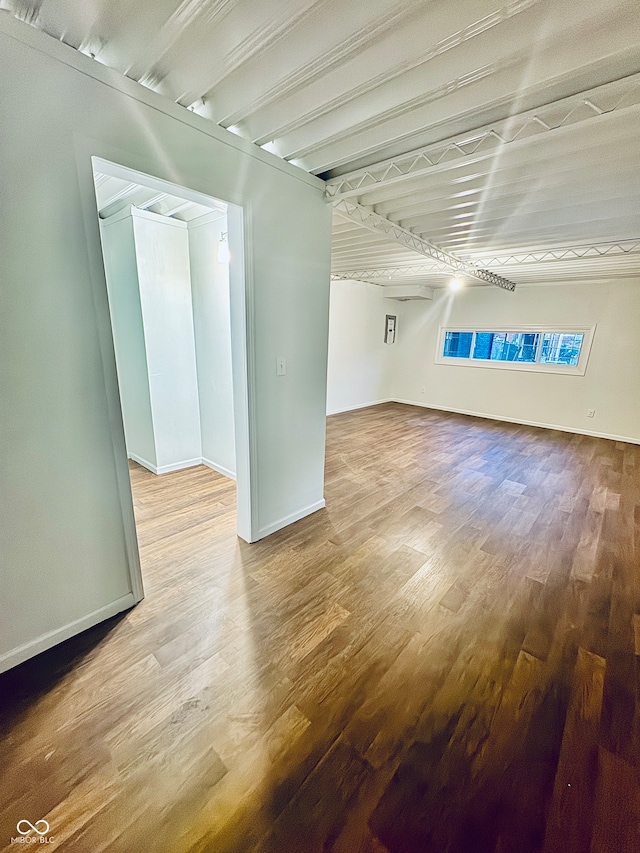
top-left (472, 332), bottom-right (539, 363)
top-left (539, 332), bottom-right (584, 366)
top-left (436, 326), bottom-right (594, 374)
top-left (443, 331), bottom-right (473, 358)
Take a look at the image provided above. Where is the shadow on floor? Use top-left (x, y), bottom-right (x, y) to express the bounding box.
top-left (0, 612), bottom-right (130, 729)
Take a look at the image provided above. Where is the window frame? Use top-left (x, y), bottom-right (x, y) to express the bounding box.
top-left (435, 324), bottom-right (596, 375)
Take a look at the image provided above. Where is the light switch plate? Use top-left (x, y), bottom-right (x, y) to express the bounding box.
top-left (276, 356), bottom-right (286, 376)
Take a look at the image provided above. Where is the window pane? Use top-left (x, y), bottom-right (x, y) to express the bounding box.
top-left (472, 332), bottom-right (539, 362)
top-left (539, 333), bottom-right (584, 366)
top-left (472, 332), bottom-right (494, 359)
top-left (443, 331), bottom-right (473, 358)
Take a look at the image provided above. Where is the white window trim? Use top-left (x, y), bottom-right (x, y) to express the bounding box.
top-left (435, 324), bottom-right (596, 375)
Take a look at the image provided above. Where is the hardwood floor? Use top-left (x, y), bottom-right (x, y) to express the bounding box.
top-left (1, 403), bottom-right (639, 852)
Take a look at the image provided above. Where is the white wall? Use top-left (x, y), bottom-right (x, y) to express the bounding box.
top-left (101, 206), bottom-right (203, 473)
top-left (325, 278), bottom-right (640, 444)
top-left (102, 207), bottom-right (235, 477)
top-left (326, 280), bottom-right (396, 414)
top-left (132, 209), bottom-right (202, 472)
top-left (0, 17), bottom-right (331, 672)
top-left (189, 214), bottom-right (236, 479)
top-left (251, 203), bottom-right (331, 537)
top-left (99, 211), bottom-right (157, 468)
top-left (391, 280), bottom-right (640, 443)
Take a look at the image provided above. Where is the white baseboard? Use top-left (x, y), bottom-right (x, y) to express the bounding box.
top-left (128, 454), bottom-right (226, 475)
top-left (155, 457), bottom-right (203, 475)
top-left (255, 498), bottom-right (326, 541)
top-left (391, 398), bottom-right (640, 446)
top-left (202, 457), bottom-right (237, 480)
top-left (0, 592), bottom-right (137, 674)
top-left (327, 398), bottom-right (393, 416)
top-left (127, 452), bottom-right (157, 473)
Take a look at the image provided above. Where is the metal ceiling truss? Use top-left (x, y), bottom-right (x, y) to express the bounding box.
top-left (331, 267), bottom-right (440, 281)
top-left (331, 240), bottom-right (640, 282)
top-left (472, 240), bottom-right (640, 266)
top-left (333, 198), bottom-right (516, 290)
top-left (325, 74), bottom-right (640, 200)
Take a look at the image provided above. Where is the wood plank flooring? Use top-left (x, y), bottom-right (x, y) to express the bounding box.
top-left (1, 403), bottom-right (639, 851)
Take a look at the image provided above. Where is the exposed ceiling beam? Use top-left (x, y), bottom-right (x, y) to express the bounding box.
top-left (373, 171), bottom-right (640, 221)
top-left (333, 198), bottom-right (516, 291)
top-left (331, 267), bottom-right (440, 281)
top-left (162, 200), bottom-right (193, 217)
top-left (325, 73), bottom-right (640, 200)
top-left (249, 0), bottom-right (538, 146)
top-left (216, 0), bottom-right (431, 128)
top-left (137, 192), bottom-right (169, 210)
top-left (100, 183), bottom-right (140, 209)
top-left (467, 240), bottom-right (640, 266)
top-left (331, 239), bottom-right (640, 282)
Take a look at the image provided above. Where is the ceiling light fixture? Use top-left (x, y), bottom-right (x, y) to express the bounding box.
top-left (449, 276), bottom-right (463, 291)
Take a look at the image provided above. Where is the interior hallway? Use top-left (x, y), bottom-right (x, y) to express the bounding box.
top-left (1, 403), bottom-right (639, 851)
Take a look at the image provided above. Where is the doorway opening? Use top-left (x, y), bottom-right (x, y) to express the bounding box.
top-left (91, 157), bottom-right (246, 593)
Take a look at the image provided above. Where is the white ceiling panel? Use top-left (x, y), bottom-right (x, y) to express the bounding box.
top-left (93, 173), bottom-right (225, 221)
top-left (6, 0), bottom-right (640, 289)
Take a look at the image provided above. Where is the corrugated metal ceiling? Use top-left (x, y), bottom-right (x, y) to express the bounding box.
top-left (4, 0), bottom-right (639, 288)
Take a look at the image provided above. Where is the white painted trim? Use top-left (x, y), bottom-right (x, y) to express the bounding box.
top-left (391, 398), bottom-right (640, 446)
top-left (129, 454), bottom-right (230, 476)
top-left (327, 398), bottom-right (394, 416)
top-left (99, 205), bottom-right (135, 227)
top-left (74, 144), bottom-right (145, 606)
top-left (255, 499), bottom-right (326, 541)
top-left (0, 13), bottom-right (323, 191)
top-left (127, 452), bottom-right (158, 473)
top-left (234, 202), bottom-right (259, 543)
top-left (156, 458), bottom-right (203, 474)
top-left (99, 204), bottom-right (188, 229)
top-left (0, 593), bottom-right (137, 675)
top-left (202, 458), bottom-right (237, 480)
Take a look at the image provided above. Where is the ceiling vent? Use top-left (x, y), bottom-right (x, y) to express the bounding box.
top-left (382, 284), bottom-right (433, 301)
